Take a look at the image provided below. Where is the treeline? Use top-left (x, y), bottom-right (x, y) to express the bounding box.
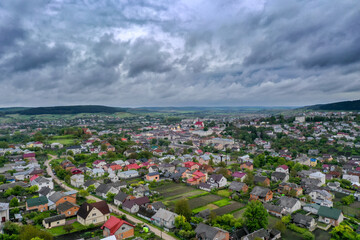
top-left (307, 99), bottom-right (360, 111)
top-left (10, 105), bottom-right (125, 115)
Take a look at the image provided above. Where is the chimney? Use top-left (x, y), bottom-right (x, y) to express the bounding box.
top-left (87, 205), bottom-right (89, 211)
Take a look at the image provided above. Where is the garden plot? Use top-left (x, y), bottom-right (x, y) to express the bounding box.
top-left (212, 202), bottom-right (244, 215)
top-left (188, 194), bottom-right (223, 209)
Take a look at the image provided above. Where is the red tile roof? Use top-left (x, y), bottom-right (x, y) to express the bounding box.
top-left (101, 216), bottom-right (134, 235)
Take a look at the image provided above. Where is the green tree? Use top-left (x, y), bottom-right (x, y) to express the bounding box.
top-left (19, 225), bottom-right (53, 240)
top-left (175, 215), bottom-right (192, 230)
top-left (3, 222), bottom-right (21, 235)
top-left (87, 199), bottom-right (96, 204)
top-left (27, 185), bottom-right (39, 194)
top-left (79, 189), bottom-right (89, 198)
top-left (190, 217), bottom-right (203, 224)
top-left (87, 185), bottom-right (96, 193)
top-left (63, 224), bottom-right (74, 233)
top-left (174, 199), bottom-right (192, 221)
top-left (341, 195), bottom-right (355, 205)
top-left (274, 220), bottom-right (286, 233)
top-left (244, 171), bottom-right (254, 186)
top-left (302, 231), bottom-right (315, 240)
top-left (330, 224), bottom-right (358, 240)
top-left (9, 198), bottom-right (19, 207)
top-left (30, 238), bottom-right (44, 240)
top-left (281, 215), bottom-right (291, 225)
top-left (243, 200), bottom-right (268, 232)
top-left (106, 192), bottom-right (116, 203)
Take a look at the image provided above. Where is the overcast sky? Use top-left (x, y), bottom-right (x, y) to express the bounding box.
top-left (0, 0), bottom-right (359, 107)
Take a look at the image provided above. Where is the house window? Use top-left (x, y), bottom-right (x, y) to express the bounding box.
top-left (57, 221), bottom-right (59, 224)
top-left (64, 197), bottom-right (67, 200)
top-left (92, 213), bottom-right (96, 216)
top-left (93, 219), bottom-right (96, 223)
top-left (68, 211), bottom-right (71, 215)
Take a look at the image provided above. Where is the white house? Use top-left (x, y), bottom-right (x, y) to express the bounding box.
top-left (207, 174), bottom-right (227, 188)
top-left (309, 190), bottom-right (333, 207)
top-left (278, 196), bottom-right (301, 214)
top-left (70, 174), bottom-right (84, 188)
top-left (118, 170), bottom-right (139, 179)
top-left (31, 176), bottom-right (54, 190)
top-left (90, 168), bottom-right (105, 177)
top-left (343, 174), bottom-right (359, 184)
top-left (108, 173), bottom-right (119, 183)
top-left (66, 146), bottom-right (82, 155)
top-left (275, 165), bottom-right (289, 174)
top-left (152, 208), bottom-right (178, 229)
top-left (0, 202), bottom-right (9, 224)
top-left (309, 172), bottom-right (326, 185)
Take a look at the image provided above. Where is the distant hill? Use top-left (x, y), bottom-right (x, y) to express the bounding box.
top-left (303, 99), bottom-right (360, 111)
top-left (11, 105), bottom-right (125, 115)
top-left (0, 107), bottom-right (30, 112)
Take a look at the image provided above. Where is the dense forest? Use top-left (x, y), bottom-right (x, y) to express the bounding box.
top-left (304, 99), bottom-right (360, 110)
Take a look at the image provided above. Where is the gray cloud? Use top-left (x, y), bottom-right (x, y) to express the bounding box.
top-left (0, 0), bottom-right (359, 107)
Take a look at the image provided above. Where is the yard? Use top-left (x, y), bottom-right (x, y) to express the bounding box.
top-left (313, 229), bottom-right (332, 240)
top-left (212, 202), bottom-right (244, 215)
top-left (216, 189), bottom-right (231, 197)
top-left (232, 208), bottom-right (246, 218)
top-left (46, 221), bottom-right (89, 236)
top-left (187, 194), bottom-right (223, 209)
top-left (49, 135), bottom-right (77, 145)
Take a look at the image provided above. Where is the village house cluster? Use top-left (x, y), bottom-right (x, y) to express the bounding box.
top-left (0, 111), bottom-right (360, 240)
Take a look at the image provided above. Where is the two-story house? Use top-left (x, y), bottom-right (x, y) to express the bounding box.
top-left (250, 186), bottom-right (273, 202)
top-left (77, 201), bottom-right (110, 225)
top-left (70, 174), bottom-right (84, 188)
top-left (151, 208), bottom-right (178, 229)
top-left (207, 174), bottom-right (227, 189)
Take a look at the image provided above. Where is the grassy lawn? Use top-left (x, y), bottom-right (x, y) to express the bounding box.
top-left (268, 215), bottom-right (279, 228)
top-left (282, 229), bottom-right (303, 240)
top-left (49, 138), bottom-right (75, 145)
top-left (213, 199), bottom-right (231, 207)
top-left (50, 158), bottom-right (65, 165)
top-left (49, 135), bottom-right (77, 145)
top-left (216, 190), bottom-right (231, 197)
top-left (46, 222), bottom-right (87, 236)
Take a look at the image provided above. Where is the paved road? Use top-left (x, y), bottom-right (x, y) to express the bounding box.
top-left (45, 155), bottom-right (176, 240)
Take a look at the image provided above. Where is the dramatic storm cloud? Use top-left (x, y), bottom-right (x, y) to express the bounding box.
top-left (0, 0), bottom-right (359, 107)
